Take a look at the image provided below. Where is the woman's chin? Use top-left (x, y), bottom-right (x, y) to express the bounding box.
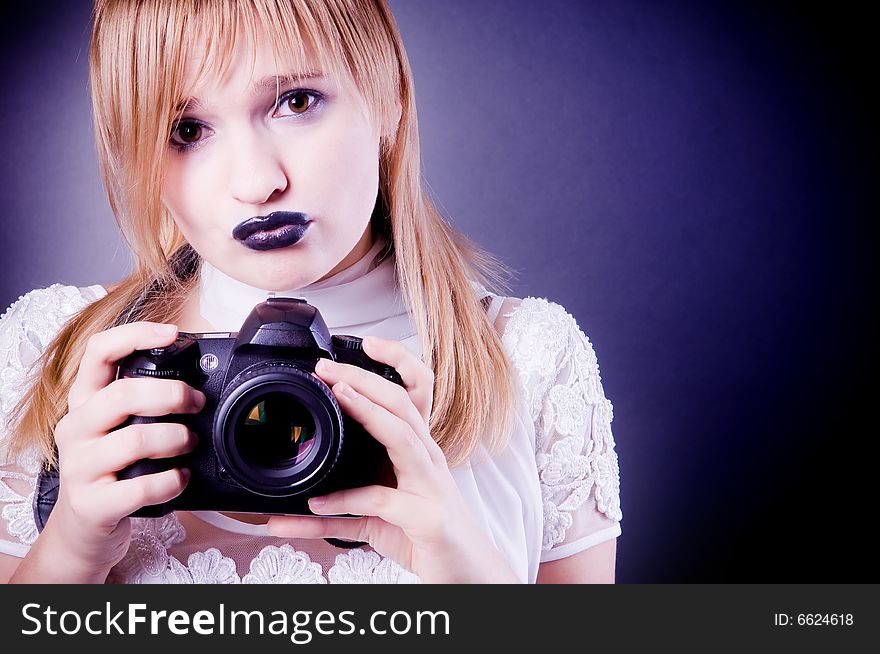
top-left (227, 254), bottom-right (324, 292)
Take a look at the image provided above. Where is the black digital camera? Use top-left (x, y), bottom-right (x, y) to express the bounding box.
top-left (114, 296), bottom-right (399, 518)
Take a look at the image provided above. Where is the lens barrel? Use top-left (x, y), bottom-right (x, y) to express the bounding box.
top-left (213, 362), bottom-right (344, 496)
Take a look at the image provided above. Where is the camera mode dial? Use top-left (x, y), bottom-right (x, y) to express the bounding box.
top-left (333, 334), bottom-right (363, 351)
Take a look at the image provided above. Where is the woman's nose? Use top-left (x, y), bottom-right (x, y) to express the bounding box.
top-left (227, 133), bottom-right (289, 204)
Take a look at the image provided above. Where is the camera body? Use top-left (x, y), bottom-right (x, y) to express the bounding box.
top-left (115, 296), bottom-right (399, 518)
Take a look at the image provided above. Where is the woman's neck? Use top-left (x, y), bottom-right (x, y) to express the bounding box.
top-left (177, 289), bottom-right (217, 333)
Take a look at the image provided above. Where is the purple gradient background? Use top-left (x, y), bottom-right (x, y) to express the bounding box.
top-left (1, 1), bottom-right (876, 582)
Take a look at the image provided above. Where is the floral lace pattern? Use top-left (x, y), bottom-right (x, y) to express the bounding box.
top-left (0, 285), bottom-right (104, 554)
top-left (0, 471), bottom-right (37, 546)
top-left (1, 284), bottom-right (623, 580)
top-left (106, 512), bottom-right (419, 584)
top-left (242, 544), bottom-right (326, 584)
top-left (165, 549), bottom-right (241, 584)
top-left (0, 284), bottom-right (100, 473)
top-left (327, 548), bottom-right (420, 584)
top-left (502, 297), bottom-right (622, 551)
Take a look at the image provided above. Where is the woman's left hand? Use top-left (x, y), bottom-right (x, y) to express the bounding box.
top-left (266, 335), bottom-right (520, 583)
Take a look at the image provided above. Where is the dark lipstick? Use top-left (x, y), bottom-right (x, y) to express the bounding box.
top-left (232, 211), bottom-right (311, 251)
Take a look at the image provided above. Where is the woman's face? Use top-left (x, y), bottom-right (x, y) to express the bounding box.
top-left (161, 32), bottom-right (382, 291)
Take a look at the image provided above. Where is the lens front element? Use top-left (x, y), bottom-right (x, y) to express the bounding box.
top-left (235, 391), bottom-right (317, 468)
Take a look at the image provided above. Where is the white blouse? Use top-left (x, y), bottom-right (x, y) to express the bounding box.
top-left (0, 246), bottom-right (622, 583)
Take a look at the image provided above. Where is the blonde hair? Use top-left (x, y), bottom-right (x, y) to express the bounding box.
top-left (7, 0), bottom-right (518, 470)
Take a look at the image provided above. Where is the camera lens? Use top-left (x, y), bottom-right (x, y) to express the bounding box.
top-left (214, 362), bottom-right (343, 496)
top-left (233, 391), bottom-right (317, 469)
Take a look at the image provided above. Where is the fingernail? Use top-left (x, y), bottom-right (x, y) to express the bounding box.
top-left (191, 390), bottom-right (206, 410)
top-left (180, 468), bottom-right (191, 482)
top-left (309, 496), bottom-right (326, 508)
top-left (155, 323), bottom-right (177, 336)
top-left (338, 382), bottom-right (359, 400)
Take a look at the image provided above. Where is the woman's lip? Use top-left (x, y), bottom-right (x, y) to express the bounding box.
top-left (232, 211), bottom-right (311, 240)
top-left (239, 222), bottom-right (310, 251)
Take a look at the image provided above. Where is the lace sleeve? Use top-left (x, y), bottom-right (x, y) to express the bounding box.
top-left (0, 284), bottom-right (106, 558)
top-left (500, 297), bottom-right (623, 563)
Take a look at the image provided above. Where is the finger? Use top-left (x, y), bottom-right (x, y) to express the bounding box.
top-left (93, 467), bottom-right (190, 523)
top-left (80, 422), bottom-right (197, 481)
top-left (330, 381), bottom-right (438, 477)
top-left (69, 322), bottom-right (180, 410)
top-left (74, 377), bottom-right (205, 439)
top-left (315, 359), bottom-right (444, 464)
top-left (265, 514), bottom-right (372, 542)
top-left (362, 336), bottom-right (435, 422)
top-left (316, 358), bottom-right (424, 433)
top-left (307, 484), bottom-right (435, 534)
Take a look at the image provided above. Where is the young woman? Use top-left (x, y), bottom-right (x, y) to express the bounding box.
top-left (0, 0), bottom-right (621, 584)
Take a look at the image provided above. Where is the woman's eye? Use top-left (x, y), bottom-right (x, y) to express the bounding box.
top-left (277, 90), bottom-right (321, 117)
top-left (169, 121), bottom-right (205, 152)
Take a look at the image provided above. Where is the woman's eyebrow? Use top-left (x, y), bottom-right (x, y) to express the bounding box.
top-left (175, 70), bottom-right (326, 112)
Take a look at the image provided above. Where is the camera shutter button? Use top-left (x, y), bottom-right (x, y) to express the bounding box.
top-left (150, 343), bottom-right (178, 357)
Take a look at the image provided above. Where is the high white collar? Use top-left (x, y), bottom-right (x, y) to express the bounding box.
top-left (198, 236), bottom-right (422, 356)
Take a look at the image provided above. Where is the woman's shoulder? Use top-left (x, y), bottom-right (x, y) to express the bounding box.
top-left (487, 293), bottom-right (607, 406)
top-left (1, 282), bottom-right (108, 323)
top-left (0, 283), bottom-right (108, 359)
top-left (484, 293), bottom-right (594, 360)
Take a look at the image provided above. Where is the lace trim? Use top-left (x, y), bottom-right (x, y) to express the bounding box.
top-left (0, 470), bottom-right (37, 546)
top-left (327, 548), bottom-right (420, 584)
top-left (539, 523), bottom-right (622, 563)
top-left (501, 297), bottom-right (622, 552)
top-left (107, 513), bottom-right (422, 584)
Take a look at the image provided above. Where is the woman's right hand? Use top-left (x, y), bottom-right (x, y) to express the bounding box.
top-left (45, 321), bottom-right (204, 579)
